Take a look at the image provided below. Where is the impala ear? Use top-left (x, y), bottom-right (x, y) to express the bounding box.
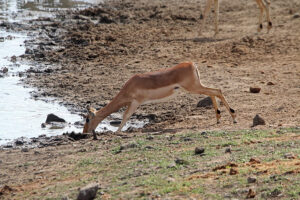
top-left (86, 105), bottom-right (96, 116)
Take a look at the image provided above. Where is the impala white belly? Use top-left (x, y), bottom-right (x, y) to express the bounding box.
top-left (140, 84), bottom-right (181, 104)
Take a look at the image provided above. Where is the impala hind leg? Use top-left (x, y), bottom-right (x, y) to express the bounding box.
top-left (117, 100), bottom-right (140, 132)
top-left (195, 87), bottom-right (236, 123)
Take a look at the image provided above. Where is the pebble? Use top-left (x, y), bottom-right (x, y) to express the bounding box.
top-left (250, 87), bottom-right (261, 93)
top-left (252, 114), bottom-right (266, 127)
top-left (194, 147), bottom-right (205, 155)
top-left (246, 188), bottom-right (256, 198)
top-left (225, 147), bottom-right (231, 153)
top-left (247, 176), bottom-right (257, 183)
top-left (77, 183), bottom-right (99, 200)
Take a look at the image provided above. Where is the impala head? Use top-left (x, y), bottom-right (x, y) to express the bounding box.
top-left (83, 105), bottom-right (97, 133)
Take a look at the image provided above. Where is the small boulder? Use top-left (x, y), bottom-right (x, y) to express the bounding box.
top-left (1, 67), bottom-right (8, 73)
top-left (229, 168), bottom-right (238, 175)
top-left (250, 87), bottom-right (261, 93)
top-left (175, 158), bottom-right (189, 165)
top-left (225, 147), bottom-right (232, 154)
top-left (194, 147), bottom-right (205, 155)
top-left (247, 176), bottom-right (257, 183)
top-left (197, 97), bottom-right (213, 108)
top-left (293, 13), bottom-right (300, 19)
top-left (77, 183), bottom-right (99, 200)
top-left (252, 114), bottom-right (266, 127)
top-left (284, 153), bottom-right (296, 159)
top-left (45, 114), bottom-right (66, 123)
top-left (246, 189), bottom-right (256, 198)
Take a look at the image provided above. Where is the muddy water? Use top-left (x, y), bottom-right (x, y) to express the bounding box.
top-left (0, 0), bottom-right (146, 145)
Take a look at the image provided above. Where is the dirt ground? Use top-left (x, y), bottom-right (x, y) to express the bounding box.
top-left (21, 0), bottom-right (300, 132)
top-left (1, 0), bottom-right (300, 199)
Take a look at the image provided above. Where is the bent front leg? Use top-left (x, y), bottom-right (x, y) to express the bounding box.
top-left (117, 100), bottom-right (140, 132)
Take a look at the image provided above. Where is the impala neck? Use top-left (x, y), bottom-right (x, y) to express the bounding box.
top-left (93, 97), bottom-right (127, 127)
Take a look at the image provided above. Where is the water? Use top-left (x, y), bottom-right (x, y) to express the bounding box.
top-left (0, 0), bottom-right (147, 145)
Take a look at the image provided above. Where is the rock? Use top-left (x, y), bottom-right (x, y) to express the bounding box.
top-left (77, 183), bottom-right (99, 200)
top-left (110, 120), bottom-right (121, 127)
top-left (41, 123), bottom-right (46, 128)
top-left (284, 153), bottom-right (296, 159)
top-left (45, 114), bottom-right (66, 123)
top-left (249, 87), bottom-right (261, 93)
top-left (120, 142), bottom-right (138, 150)
top-left (175, 158), bottom-right (189, 165)
top-left (252, 114), bottom-right (266, 126)
top-left (246, 189), bottom-right (256, 198)
top-left (146, 135), bottom-right (154, 140)
top-left (267, 81), bottom-right (275, 85)
top-left (15, 140), bottom-right (24, 146)
top-left (21, 148), bottom-right (29, 152)
top-left (249, 157), bottom-right (261, 164)
top-left (1, 67), bottom-right (8, 73)
top-left (11, 55), bottom-right (17, 62)
top-left (247, 176), bottom-right (257, 183)
top-left (225, 147), bottom-right (231, 153)
top-left (167, 162), bottom-right (177, 168)
top-left (64, 132), bottom-right (88, 141)
top-left (197, 97), bottom-right (213, 108)
top-left (229, 168), bottom-right (238, 175)
top-left (194, 147), bottom-right (205, 155)
top-left (293, 13), bottom-right (300, 19)
top-left (270, 188), bottom-right (282, 197)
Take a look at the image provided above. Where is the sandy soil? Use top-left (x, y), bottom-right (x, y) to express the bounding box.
top-left (21, 0), bottom-right (300, 133)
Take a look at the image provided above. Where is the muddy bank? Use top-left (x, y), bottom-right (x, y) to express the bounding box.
top-left (7, 0), bottom-right (300, 133)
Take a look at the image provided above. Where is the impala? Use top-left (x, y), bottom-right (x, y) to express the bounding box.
top-left (201, 0), bottom-right (272, 35)
top-left (83, 62), bottom-right (236, 139)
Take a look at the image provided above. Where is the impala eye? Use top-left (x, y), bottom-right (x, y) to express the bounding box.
top-left (86, 118), bottom-right (90, 123)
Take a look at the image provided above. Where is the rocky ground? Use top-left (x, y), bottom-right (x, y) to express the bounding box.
top-left (0, 0), bottom-right (300, 199)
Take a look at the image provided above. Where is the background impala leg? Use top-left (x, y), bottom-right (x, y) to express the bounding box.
top-left (117, 101), bottom-right (140, 132)
top-left (256, 0), bottom-right (264, 32)
top-left (210, 96), bottom-right (221, 123)
top-left (263, 0), bottom-right (272, 32)
top-left (199, 0), bottom-right (213, 35)
top-left (213, 0), bottom-right (219, 36)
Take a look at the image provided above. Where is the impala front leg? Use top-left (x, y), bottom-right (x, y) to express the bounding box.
top-left (263, 0), bottom-right (272, 32)
top-left (210, 96), bottom-right (221, 123)
top-left (117, 100), bottom-right (140, 132)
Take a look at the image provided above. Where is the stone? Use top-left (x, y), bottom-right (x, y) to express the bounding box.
top-left (293, 13), bottom-right (300, 19)
top-left (194, 147), bottom-right (205, 155)
top-left (250, 87), bottom-right (261, 93)
top-left (284, 153), bottom-right (296, 159)
top-left (21, 148), bottom-right (29, 152)
top-left (225, 147), bottom-right (231, 153)
top-left (252, 114), bottom-right (265, 127)
top-left (175, 158), bottom-right (189, 165)
top-left (110, 120), bottom-right (121, 126)
top-left (229, 168), bottom-right (238, 175)
top-left (120, 142), bottom-right (138, 150)
top-left (246, 188), bottom-right (256, 198)
top-left (270, 188), bottom-right (282, 197)
top-left (77, 183), bottom-right (99, 200)
top-left (197, 97), bottom-right (213, 108)
top-left (247, 176), bottom-right (257, 183)
top-left (15, 140), bottom-right (24, 146)
top-left (267, 81), bottom-right (275, 85)
top-left (45, 114), bottom-right (66, 123)
top-left (1, 67), bottom-right (8, 73)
